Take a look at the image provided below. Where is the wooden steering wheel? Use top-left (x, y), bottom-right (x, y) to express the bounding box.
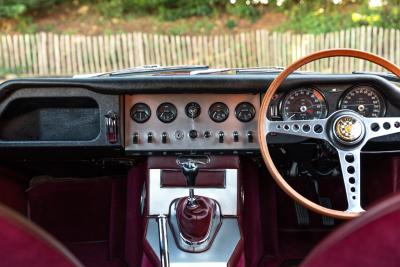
top-left (258, 49), bottom-right (400, 219)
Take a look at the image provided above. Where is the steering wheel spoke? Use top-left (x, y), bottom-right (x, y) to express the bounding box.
top-left (364, 117), bottom-right (400, 140)
top-left (336, 149), bottom-right (365, 213)
top-left (266, 119), bottom-right (329, 141)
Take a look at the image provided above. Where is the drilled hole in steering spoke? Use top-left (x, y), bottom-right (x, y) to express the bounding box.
top-left (292, 124), bottom-right (300, 131)
top-left (350, 187), bottom-right (356, 192)
top-left (313, 124), bottom-right (323, 133)
top-left (345, 154), bottom-right (354, 163)
top-left (347, 166), bottom-right (355, 174)
top-left (383, 122), bottom-right (391, 130)
top-left (349, 177), bottom-right (355, 184)
top-left (302, 124), bottom-right (311, 132)
top-left (371, 123), bottom-right (380, 132)
top-left (283, 124), bottom-right (290, 131)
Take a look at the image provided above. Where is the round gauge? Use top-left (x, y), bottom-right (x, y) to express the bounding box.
top-left (339, 85), bottom-right (385, 117)
top-left (281, 88), bottom-right (327, 120)
top-left (185, 102), bottom-right (201, 119)
top-left (130, 103), bottom-right (151, 123)
top-left (209, 102), bottom-right (229, 122)
top-left (156, 102), bottom-right (177, 123)
top-left (235, 102), bottom-right (256, 122)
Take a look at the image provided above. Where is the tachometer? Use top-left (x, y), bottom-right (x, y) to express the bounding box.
top-left (339, 85), bottom-right (385, 117)
top-left (281, 88), bottom-right (327, 120)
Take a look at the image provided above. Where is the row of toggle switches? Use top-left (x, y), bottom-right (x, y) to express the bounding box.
top-left (132, 130), bottom-right (254, 144)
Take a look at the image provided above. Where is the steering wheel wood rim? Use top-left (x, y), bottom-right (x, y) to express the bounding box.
top-left (258, 49), bottom-right (400, 220)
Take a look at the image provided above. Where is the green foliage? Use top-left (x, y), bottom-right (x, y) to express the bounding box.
top-left (351, 3), bottom-right (400, 28)
top-left (278, 0), bottom-right (400, 33)
top-left (168, 19), bottom-right (215, 35)
top-left (93, 0), bottom-right (223, 20)
top-left (226, 0), bottom-right (260, 21)
top-left (225, 19), bottom-right (237, 30)
top-left (0, 0), bottom-right (60, 19)
top-left (157, 1), bottom-right (220, 21)
top-left (96, 0), bottom-right (124, 18)
top-left (2, 0), bottom-right (400, 33)
top-left (92, 0), bottom-right (259, 21)
top-left (278, 7), bottom-right (353, 34)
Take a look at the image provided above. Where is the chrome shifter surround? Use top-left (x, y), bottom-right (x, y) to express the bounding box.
top-left (169, 198), bottom-right (222, 253)
top-left (145, 168), bottom-right (241, 266)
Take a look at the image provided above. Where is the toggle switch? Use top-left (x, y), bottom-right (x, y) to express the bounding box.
top-left (247, 131), bottom-right (253, 143)
top-left (132, 132), bottom-right (139, 144)
top-left (218, 131), bottom-right (224, 143)
top-left (147, 132), bottom-right (153, 143)
top-left (162, 132), bottom-right (168, 144)
top-left (233, 131), bottom-right (239, 142)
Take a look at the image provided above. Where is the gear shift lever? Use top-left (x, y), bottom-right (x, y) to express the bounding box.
top-left (172, 155), bottom-right (221, 249)
top-left (177, 156), bottom-right (210, 207)
top-left (181, 160), bottom-right (199, 207)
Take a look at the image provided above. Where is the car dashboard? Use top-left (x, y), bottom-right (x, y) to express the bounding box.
top-left (0, 73), bottom-right (399, 156)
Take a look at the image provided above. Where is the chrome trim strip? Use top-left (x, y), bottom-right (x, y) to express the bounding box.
top-left (157, 215), bottom-right (170, 267)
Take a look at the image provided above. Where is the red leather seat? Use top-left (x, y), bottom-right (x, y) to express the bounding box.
top-left (0, 203), bottom-right (82, 267)
top-left (301, 194), bottom-right (400, 267)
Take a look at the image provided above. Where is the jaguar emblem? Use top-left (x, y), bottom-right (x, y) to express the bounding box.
top-left (334, 115), bottom-right (364, 143)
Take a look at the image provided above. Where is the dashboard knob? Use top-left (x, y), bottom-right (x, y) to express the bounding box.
top-left (233, 131), bottom-right (239, 142)
top-left (204, 131), bottom-right (211, 138)
top-left (218, 131), bottom-right (224, 143)
top-left (133, 132), bottom-right (139, 144)
top-left (162, 132), bottom-right (168, 143)
top-left (189, 130), bottom-right (198, 139)
top-left (247, 131), bottom-right (253, 143)
top-left (147, 132), bottom-right (153, 143)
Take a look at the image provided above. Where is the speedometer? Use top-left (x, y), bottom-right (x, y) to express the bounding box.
top-left (339, 85), bottom-right (385, 117)
top-left (281, 88), bottom-right (327, 120)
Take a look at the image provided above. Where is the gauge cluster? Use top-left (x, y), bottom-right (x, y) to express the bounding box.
top-left (273, 84), bottom-right (387, 121)
top-left (125, 94), bottom-right (259, 154)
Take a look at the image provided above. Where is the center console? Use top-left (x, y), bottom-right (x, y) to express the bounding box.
top-left (142, 156), bottom-right (244, 267)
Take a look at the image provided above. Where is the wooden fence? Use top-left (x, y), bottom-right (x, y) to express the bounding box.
top-left (0, 26), bottom-right (399, 76)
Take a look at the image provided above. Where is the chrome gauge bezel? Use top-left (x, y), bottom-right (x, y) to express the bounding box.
top-left (156, 102), bottom-right (178, 123)
top-left (338, 85), bottom-right (386, 118)
top-left (235, 102), bottom-right (256, 122)
top-left (208, 102), bottom-right (230, 123)
top-left (130, 102), bottom-right (152, 123)
top-left (280, 87), bottom-right (328, 121)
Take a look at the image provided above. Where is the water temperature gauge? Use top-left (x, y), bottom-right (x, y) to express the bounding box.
top-left (209, 102), bottom-right (229, 122)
